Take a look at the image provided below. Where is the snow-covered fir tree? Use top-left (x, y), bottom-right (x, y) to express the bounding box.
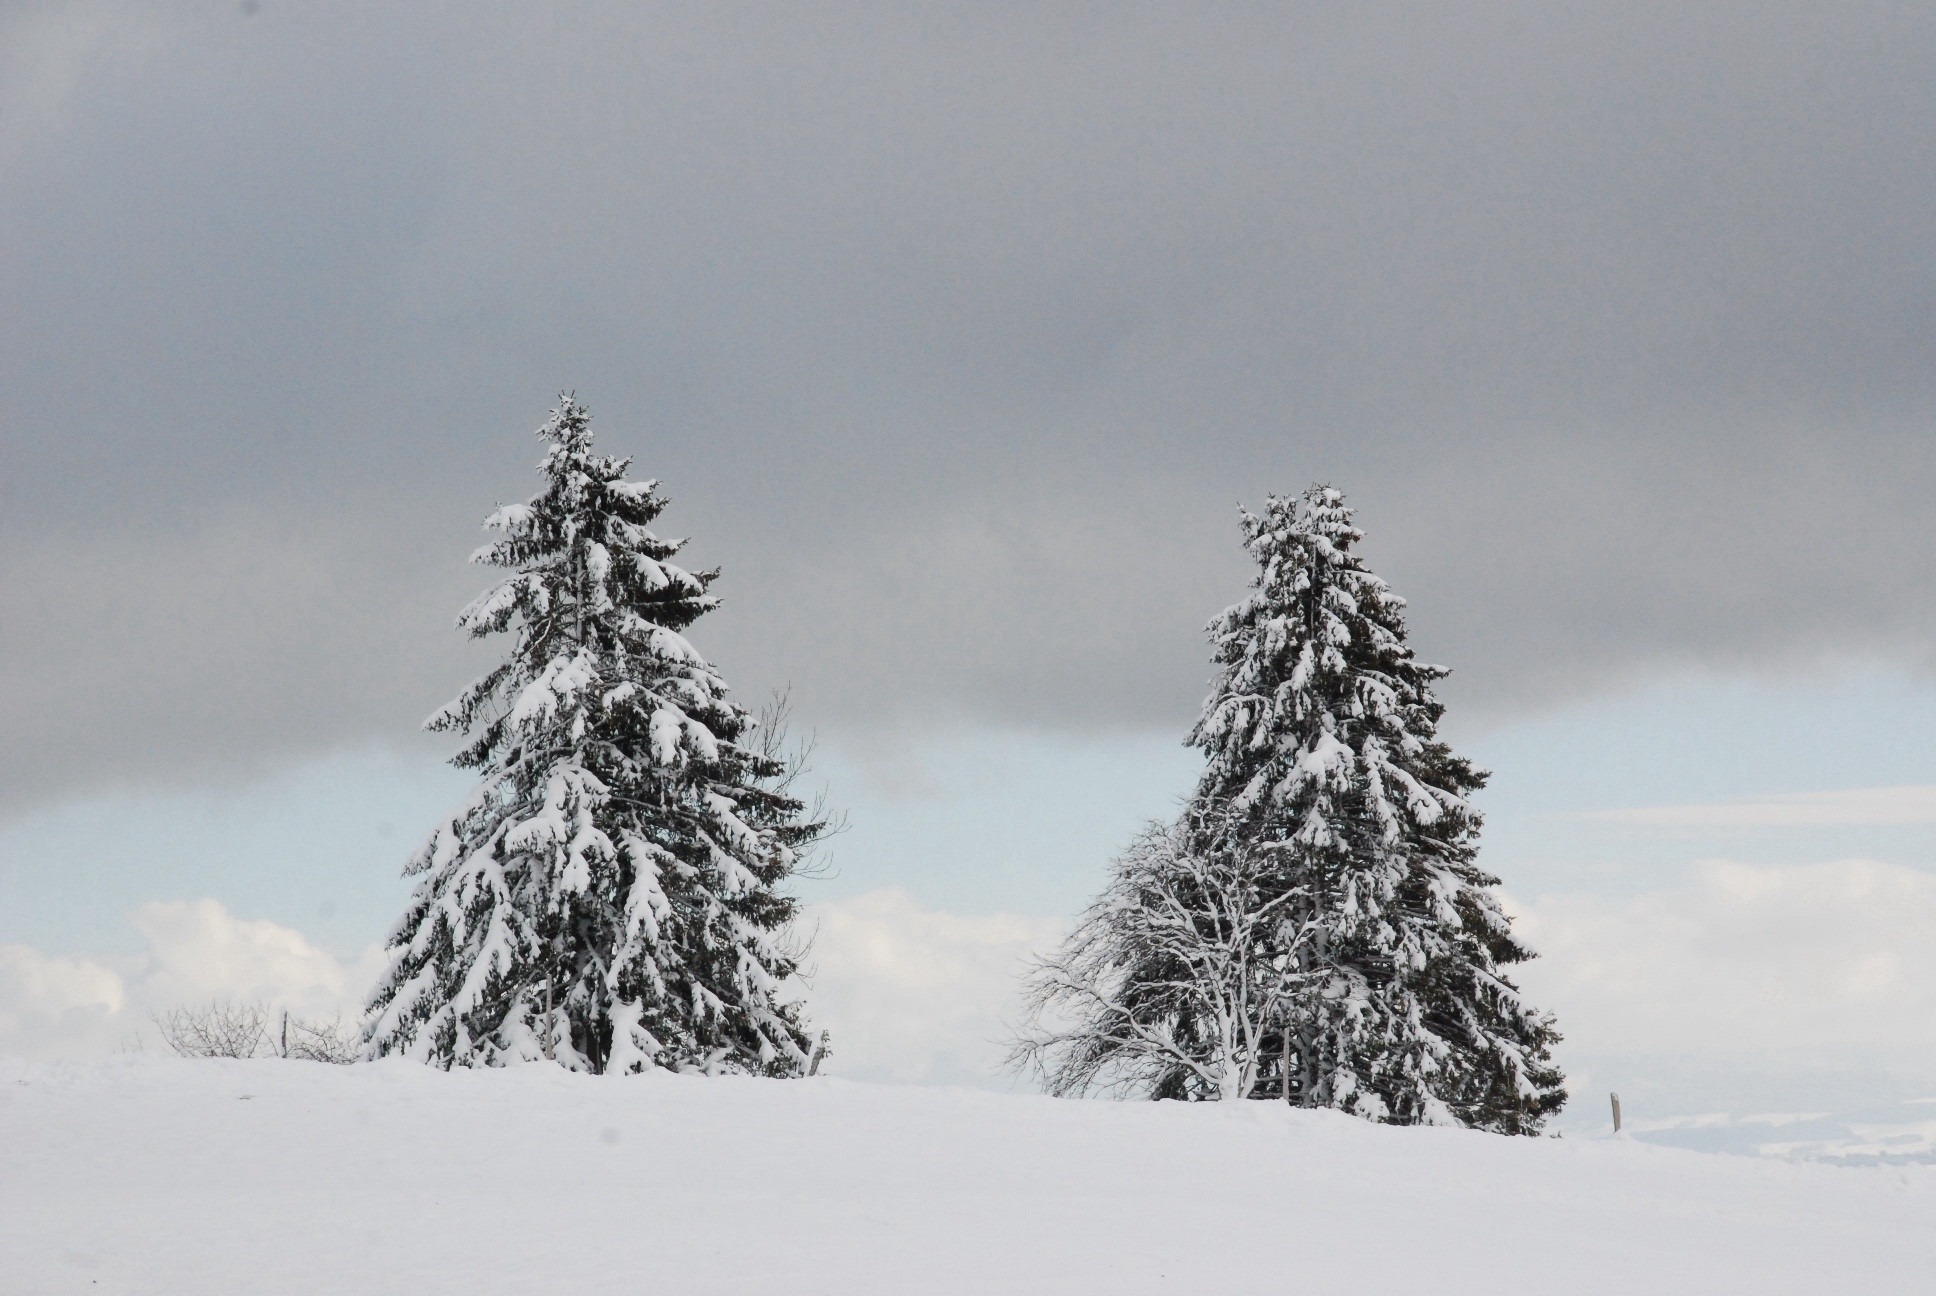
top-left (1022, 485), bottom-right (1563, 1133)
top-left (364, 397), bottom-right (821, 1075)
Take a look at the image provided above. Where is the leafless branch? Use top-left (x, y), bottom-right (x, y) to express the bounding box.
top-left (754, 686), bottom-right (847, 880)
top-left (1012, 815), bottom-right (1321, 1101)
top-left (153, 1000), bottom-right (270, 1059)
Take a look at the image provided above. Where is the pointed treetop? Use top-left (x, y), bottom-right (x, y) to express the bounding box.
top-left (539, 393), bottom-right (594, 449)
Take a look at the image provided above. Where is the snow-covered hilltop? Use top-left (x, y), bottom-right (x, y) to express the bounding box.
top-left (5, 1056), bottom-right (1928, 1294)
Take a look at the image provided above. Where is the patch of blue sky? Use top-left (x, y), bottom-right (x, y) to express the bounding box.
top-left (0, 748), bottom-right (471, 956)
top-left (1465, 664), bottom-right (1936, 899)
top-left (4, 662), bottom-right (1933, 957)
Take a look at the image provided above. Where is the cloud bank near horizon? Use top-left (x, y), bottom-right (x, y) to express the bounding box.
top-left (10, 861), bottom-right (1936, 1135)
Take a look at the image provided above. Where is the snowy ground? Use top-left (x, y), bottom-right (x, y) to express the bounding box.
top-left (5, 1057), bottom-right (1931, 1295)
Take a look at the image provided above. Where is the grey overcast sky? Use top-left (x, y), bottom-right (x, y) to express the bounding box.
top-left (4, 1), bottom-right (1935, 814)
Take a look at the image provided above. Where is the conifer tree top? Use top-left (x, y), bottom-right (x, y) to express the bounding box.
top-left (1190, 483), bottom-right (1478, 837)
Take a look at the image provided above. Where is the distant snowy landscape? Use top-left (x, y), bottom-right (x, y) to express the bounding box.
top-left (5, 1055), bottom-right (1931, 1294)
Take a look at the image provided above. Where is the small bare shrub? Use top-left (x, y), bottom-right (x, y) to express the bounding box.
top-left (153, 1000), bottom-right (270, 1059)
top-left (282, 1013), bottom-right (360, 1064)
top-left (153, 1001), bottom-right (362, 1063)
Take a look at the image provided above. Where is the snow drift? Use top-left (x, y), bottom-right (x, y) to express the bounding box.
top-left (4, 1056), bottom-right (1929, 1294)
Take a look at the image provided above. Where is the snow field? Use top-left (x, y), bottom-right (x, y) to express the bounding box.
top-left (4, 1055), bottom-right (1930, 1295)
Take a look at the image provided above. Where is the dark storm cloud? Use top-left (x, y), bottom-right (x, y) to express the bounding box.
top-left (4, 1), bottom-right (1934, 809)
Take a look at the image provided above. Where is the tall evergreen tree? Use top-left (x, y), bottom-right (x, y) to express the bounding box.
top-left (1020, 485), bottom-right (1563, 1133)
top-left (364, 397), bottom-right (820, 1075)
top-left (1189, 485), bottom-right (1563, 1130)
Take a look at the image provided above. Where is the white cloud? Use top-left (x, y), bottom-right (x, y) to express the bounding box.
top-left (796, 888), bottom-right (1064, 1086)
top-left (1507, 858), bottom-right (1936, 1060)
top-left (0, 899), bottom-right (384, 1061)
top-left (130, 898), bottom-right (385, 1020)
top-left (0, 945), bottom-right (127, 1060)
top-left (1584, 784), bottom-right (1936, 828)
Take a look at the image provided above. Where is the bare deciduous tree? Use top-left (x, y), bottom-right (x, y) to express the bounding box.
top-left (1012, 817), bottom-right (1313, 1102)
